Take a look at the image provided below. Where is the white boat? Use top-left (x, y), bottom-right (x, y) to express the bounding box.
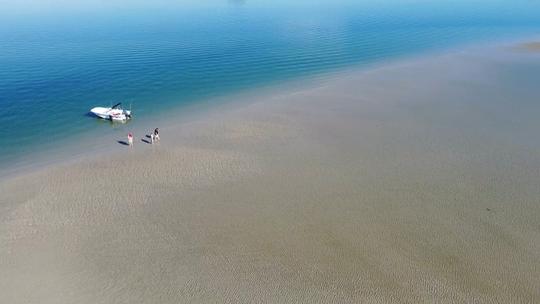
top-left (90, 103), bottom-right (132, 122)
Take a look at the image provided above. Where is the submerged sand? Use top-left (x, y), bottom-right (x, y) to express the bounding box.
top-left (518, 41), bottom-right (540, 52)
top-left (1, 43), bottom-right (540, 303)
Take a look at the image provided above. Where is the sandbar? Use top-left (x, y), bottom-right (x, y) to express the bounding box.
top-left (1, 41), bottom-right (540, 303)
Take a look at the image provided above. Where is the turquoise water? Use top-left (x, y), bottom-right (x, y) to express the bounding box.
top-left (1, 0), bottom-right (540, 166)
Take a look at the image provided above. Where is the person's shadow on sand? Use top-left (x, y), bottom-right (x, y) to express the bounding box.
top-left (117, 140), bottom-right (129, 146)
top-left (141, 138), bottom-right (151, 144)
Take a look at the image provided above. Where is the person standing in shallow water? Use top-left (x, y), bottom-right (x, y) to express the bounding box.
top-left (128, 133), bottom-right (134, 147)
top-left (153, 128), bottom-right (160, 142)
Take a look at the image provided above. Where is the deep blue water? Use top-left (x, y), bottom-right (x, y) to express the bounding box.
top-left (1, 0), bottom-right (540, 166)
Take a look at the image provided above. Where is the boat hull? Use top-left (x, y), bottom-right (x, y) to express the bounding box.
top-left (90, 107), bottom-right (131, 122)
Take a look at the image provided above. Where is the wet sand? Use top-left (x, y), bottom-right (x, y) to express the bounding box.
top-left (1, 43), bottom-right (540, 303)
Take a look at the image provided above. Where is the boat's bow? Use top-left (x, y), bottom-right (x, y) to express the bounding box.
top-left (90, 107), bottom-right (112, 119)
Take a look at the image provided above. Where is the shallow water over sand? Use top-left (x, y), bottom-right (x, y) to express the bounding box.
top-left (1, 0), bottom-right (540, 165)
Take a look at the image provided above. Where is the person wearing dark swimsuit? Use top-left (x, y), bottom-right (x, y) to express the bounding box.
top-left (153, 128), bottom-right (160, 142)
